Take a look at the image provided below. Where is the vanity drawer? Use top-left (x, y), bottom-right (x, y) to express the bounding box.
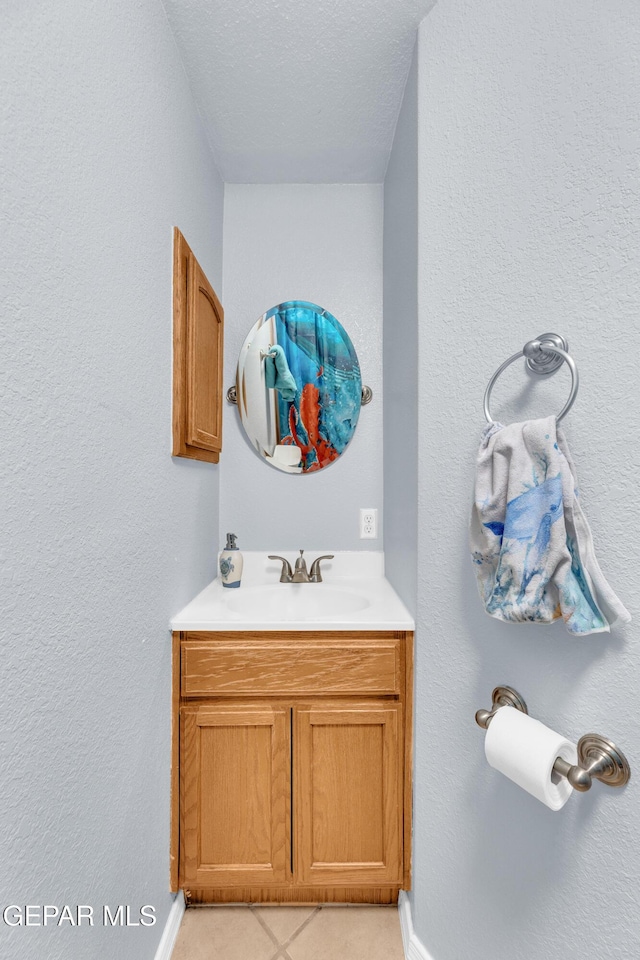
top-left (181, 633), bottom-right (402, 697)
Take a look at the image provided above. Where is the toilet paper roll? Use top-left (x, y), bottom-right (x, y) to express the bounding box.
top-left (485, 706), bottom-right (578, 811)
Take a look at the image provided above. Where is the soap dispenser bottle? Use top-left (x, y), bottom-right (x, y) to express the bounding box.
top-left (219, 533), bottom-right (243, 588)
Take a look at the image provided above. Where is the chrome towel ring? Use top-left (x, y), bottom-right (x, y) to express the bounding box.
top-left (483, 332), bottom-right (579, 424)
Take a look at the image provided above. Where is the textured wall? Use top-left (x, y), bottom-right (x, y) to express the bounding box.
top-left (0, 2), bottom-right (224, 958)
top-left (162, 0), bottom-right (434, 182)
top-left (221, 184), bottom-right (383, 552)
top-left (408, 2), bottom-right (640, 958)
top-left (383, 48), bottom-right (418, 615)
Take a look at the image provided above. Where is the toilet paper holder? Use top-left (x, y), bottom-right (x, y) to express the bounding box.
top-left (475, 686), bottom-right (631, 792)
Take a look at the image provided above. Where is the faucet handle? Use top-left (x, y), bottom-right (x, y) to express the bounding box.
top-left (268, 555), bottom-right (293, 583)
top-left (309, 555), bottom-right (334, 583)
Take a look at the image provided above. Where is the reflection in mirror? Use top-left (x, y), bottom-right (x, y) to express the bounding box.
top-left (236, 302), bottom-right (362, 473)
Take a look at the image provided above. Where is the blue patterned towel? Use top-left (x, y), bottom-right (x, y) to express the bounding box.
top-left (470, 416), bottom-right (630, 635)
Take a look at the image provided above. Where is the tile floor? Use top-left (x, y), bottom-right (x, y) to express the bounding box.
top-left (170, 904), bottom-right (405, 960)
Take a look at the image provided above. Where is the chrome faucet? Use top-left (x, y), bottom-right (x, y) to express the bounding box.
top-left (268, 550), bottom-right (334, 584)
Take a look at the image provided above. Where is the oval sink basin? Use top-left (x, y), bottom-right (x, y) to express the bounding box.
top-left (224, 584), bottom-right (370, 619)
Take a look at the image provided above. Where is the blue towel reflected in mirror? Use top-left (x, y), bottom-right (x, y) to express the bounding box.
top-left (264, 344), bottom-right (297, 402)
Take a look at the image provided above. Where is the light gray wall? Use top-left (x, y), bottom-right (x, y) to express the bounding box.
top-left (408, 2), bottom-right (640, 959)
top-left (1, 2), bottom-right (224, 958)
top-left (383, 49), bottom-right (418, 614)
top-left (221, 184), bottom-right (383, 552)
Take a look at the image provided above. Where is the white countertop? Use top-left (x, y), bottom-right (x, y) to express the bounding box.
top-left (170, 551), bottom-right (415, 632)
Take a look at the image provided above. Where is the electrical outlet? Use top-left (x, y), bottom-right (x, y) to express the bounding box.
top-left (359, 508), bottom-right (378, 539)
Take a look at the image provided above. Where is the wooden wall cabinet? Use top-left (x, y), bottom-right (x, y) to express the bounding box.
top-left (172, 228), bottom-right (224, 463)
top-left (171, 630), bottom-right (413, 904)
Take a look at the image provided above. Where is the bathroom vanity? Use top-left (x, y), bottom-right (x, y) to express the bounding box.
top-left (170, 553), bottom-right (414, 904)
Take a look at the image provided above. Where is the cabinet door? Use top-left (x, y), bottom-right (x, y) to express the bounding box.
top-left (172, 228), bottom-right (224, 463)
top-left (185, 254), bottom-right (223, 453)
top-left (294, 701), bottom-right (403, 886)
top-left (181, 704), bottom-right (289, 887)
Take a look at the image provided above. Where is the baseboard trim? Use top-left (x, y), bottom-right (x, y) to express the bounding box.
top-left (398, 891), bottom-right (435, 960)
top-left (153, 891), bottom-right (185, 960)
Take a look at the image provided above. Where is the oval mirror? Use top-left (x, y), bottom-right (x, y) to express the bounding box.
top-left (236, 301), bottom-right (362, 473)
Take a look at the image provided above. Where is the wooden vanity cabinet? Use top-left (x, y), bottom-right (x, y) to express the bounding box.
top-left (171, 630), bottom-right (413, 904)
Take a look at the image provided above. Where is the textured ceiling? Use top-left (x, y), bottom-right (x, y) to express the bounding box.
top-left (161, 0), bottom-right (434, 182)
